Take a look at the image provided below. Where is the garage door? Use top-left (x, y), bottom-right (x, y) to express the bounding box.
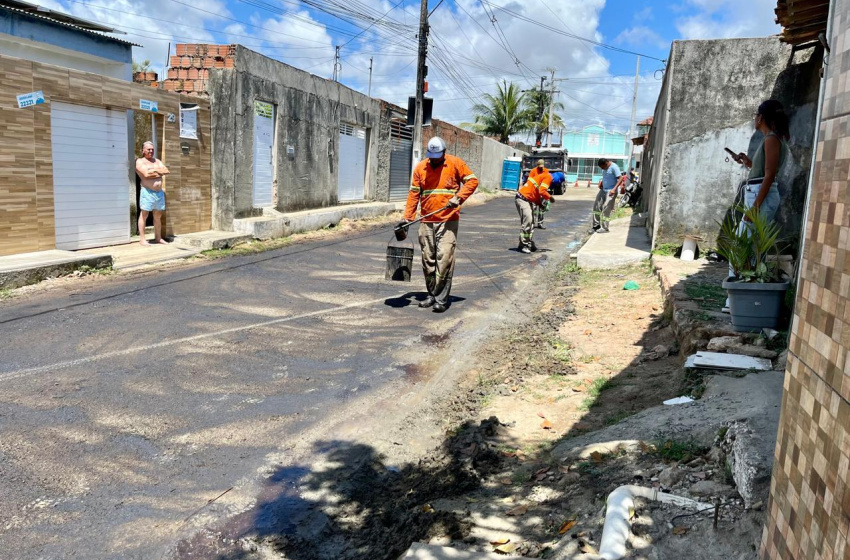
top-left (389, 120), bottom-right (412, 201)
top-left (51, 102), bottom-right (129, 250)
top-left (337, 123), bottom-right (366, 202)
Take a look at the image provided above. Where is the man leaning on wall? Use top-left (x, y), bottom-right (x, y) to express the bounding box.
top-left (135, 141), bottom-right (170, 246)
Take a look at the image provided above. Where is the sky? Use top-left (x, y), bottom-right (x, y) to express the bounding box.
top-left (36, 0), bottom-right (782, 137)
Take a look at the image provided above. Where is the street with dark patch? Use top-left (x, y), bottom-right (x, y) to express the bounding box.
top-left (0, 193), bottom-right (594, 559)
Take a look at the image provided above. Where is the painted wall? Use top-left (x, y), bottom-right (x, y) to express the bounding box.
top-left (561, 125), bottom-right (629, 158)
top-left (0, 8), bottom-right (132, 80)
top-left (761, 3), bottom-right (849, 559)
top-left (208, 46), bottom-right (391, 230)
top-left (641, 37), bottom-right (822, 248)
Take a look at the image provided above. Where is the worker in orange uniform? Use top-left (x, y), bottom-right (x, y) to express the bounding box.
top-left (527, 159), bottom-right (553, 229)
top-left (516, 160), bottom-right (552, 253)
top-left (403, 137), bottom-right (479, 313)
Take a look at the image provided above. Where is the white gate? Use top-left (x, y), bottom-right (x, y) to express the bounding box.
top-left (252, 101), bottom-right (275, 208)
top-left (51, 102), bottom-right (129, 250)
top-left (389, 120), bottom-right (413, 201)
top-left (337, 123), bottom-right (366, 202)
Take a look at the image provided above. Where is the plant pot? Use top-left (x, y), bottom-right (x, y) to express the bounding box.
top-left (722, 278), bottom-right (790, 332)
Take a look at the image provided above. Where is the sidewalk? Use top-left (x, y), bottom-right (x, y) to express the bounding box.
top-left (575, 212), bottom-right (652, 269)
top-left (0, 250), bottom-right (112, 290)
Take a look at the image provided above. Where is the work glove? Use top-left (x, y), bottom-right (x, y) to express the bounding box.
top-left (542, 200), bottom-right (551, 212)
top-left (447, 195), bottom-right (461, 208)
top-left (395, 221), bottom-right (409, 232)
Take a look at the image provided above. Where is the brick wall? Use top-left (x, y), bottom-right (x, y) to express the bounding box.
top-left (161, 44), bottom-right (235, 96)
top-left (760, 2), bottom-right (850, 558)
top-left (0, 54), bottom-right (212, 257)
top-left (423, 119), bottom-right (484, 173)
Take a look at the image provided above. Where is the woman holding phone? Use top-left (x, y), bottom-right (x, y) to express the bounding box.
top-left (723, 99), bottom-right (790, 312)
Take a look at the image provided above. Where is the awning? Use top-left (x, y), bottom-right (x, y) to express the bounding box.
top-left (775, 0), bottom-right (830, 45)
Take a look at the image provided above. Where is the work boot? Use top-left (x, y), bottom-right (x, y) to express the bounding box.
top-left (536, 223), bottom-right (546, 229)
top-left (418, 296), bottom-right (436, 308)
top-left (432, 301), bottom-right (447, 313)
top-left (530, 241), bottom-right (538, 252)
top-left (520, 246), bottom-right (531, 254)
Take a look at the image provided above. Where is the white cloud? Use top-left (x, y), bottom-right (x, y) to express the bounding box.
top-left (676, 0), bottom-right (781, 39)
top-left (614, 25), bottom-right (668, 49)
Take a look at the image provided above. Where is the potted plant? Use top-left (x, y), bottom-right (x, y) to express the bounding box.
top-left (716, 205), bottom-right (790, 332)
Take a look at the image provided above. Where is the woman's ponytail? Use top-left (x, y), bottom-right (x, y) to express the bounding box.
top-left (758, 99), bottom-right (790, 140)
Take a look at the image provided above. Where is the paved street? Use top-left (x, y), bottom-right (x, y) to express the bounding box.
top-left (0, 193), bottom-right (593, 560)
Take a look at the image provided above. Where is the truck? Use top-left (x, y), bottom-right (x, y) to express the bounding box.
top-left (521, 147), bottom-right (570, 195)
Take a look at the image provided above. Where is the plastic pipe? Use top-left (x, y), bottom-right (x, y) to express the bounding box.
top-left (598, 485), bottom-right (713, 560)
top-left (680, 236), bottom-right (697, 261)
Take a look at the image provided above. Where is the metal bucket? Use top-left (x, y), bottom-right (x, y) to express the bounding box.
top-left (386, 241), bottom-right (414, 282)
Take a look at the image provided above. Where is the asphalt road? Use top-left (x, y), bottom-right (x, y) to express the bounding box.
top-left (0, 193), bottom-right (593, 559)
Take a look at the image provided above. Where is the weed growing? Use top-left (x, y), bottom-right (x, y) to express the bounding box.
top-left (652, 243), bottom-right (679, 257)
top-left (650, 439), bottom-right (707, 462)
top-left (578, 377), bottom-right (616, 410)
top-left (684, 282), bottom-right (727, 311)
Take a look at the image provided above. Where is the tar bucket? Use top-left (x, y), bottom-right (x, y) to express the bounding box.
top-left (386, 239), bottom-right (414, 281)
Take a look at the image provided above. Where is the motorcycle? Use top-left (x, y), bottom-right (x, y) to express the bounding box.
top-left (618, 178), bottom-right (643, 209)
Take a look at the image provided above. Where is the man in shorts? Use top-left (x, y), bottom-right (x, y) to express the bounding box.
top-left (135, 141), bottom-right (170, 245)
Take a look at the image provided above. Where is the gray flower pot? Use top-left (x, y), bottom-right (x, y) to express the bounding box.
top-left (722, 278), bottom-right (790, 332)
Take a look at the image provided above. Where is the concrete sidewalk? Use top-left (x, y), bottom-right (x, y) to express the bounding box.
top-left (76, 241), bottom-right (201, 271)
top-left (0, 250), bottom-right (112, 290)
top-left (575, 213), bottom-right (652, 270)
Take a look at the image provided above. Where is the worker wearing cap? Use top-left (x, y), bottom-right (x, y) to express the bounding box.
top-left (527, 159), bottom-right (553, 230)
top-left (404, 137), bottom-right (479, 313)
top-left (516, 160), bottom-right (552, 254)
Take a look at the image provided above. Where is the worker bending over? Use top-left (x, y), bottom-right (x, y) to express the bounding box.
top-left (404, 137), bottom-right (479, 313)
top-left (527, 159), bottom-right (553, 229)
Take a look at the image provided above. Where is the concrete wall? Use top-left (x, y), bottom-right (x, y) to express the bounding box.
top-left (480, 137), bottom-right (521, 190)
top-left (0, 7), bottom-right (132, 80)
top-left (209, 46), bottom-right (391, 230)
top-left (642, 37), bottom-right (822, 249)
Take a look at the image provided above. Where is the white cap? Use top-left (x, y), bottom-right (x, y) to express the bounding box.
top-left (426, 136), bottom-right (446, 158)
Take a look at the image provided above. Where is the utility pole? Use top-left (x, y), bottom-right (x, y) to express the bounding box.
top-left (411, 0), bottom-right (429, 169)
top-left (546, 69), bottom-right (556, 147)
top-left (626, 55), bottom-right (640, 171)
top-left (368, 56), bottom-right (373, 97)
top-left (536, 75), bottom-right (546, 146)
top-left (332, 46), bottom-right (341, 82)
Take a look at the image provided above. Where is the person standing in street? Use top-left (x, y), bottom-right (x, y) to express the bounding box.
top-left (515, 164), bottom-right (552, 254)
top-left (527, 159), bottom-right (553, 229)
top-left (592, 158), bottom-right (625, 232)
top-left (404, 137), bottom-right (479, 313)
top-left (135, 141), bottom-right (170, 246)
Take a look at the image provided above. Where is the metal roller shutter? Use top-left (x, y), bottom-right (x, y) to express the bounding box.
top-left (51, 102), bottom-right (129, 250)
top-left (337, 122), bottom-right (366, 202)
top-left (389, 120), bottom-right (413, 201)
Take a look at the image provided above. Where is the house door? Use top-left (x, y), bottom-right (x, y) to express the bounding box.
top-left (388, 120), bottom-right (413, 201)
top-left (252, 101), bottom-right (275, 208)
top-left (337, 123), bottom-right (366, 202)
top-left (51, 102), bottom-right (130, 250)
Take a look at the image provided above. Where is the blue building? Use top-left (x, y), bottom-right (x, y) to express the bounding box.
top-left (561, 125), bottom-right (629, 184)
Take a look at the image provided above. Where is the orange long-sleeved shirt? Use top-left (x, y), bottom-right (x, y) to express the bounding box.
top-left (404, 155), bottom-right (479, 222)
top-left (518, 167), bottom-right (552, 205)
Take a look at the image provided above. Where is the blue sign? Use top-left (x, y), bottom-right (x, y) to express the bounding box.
top-left (139, 99), bottom-right (158, 112)
top-left (17, 90), bottom-right (45, 109)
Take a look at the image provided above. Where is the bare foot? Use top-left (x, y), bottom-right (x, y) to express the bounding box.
top-left (140, 240), bottom-right (150, 246)
top-left (155, 238), bottom-right (170, 245)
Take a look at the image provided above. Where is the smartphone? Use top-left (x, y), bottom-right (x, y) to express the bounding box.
top-left (724, 147), bottom-right (739, 160)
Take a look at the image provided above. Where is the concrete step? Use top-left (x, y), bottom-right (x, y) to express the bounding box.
top-left (233, 201), bottom-right (404, 240)
top-left (0, 250), bottom-right (112, 290)
top-left (172, 230), bottom-right (252, 251)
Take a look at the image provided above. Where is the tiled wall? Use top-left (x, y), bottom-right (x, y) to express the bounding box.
top-left (0, 54), bottom-right (211, 257)
top-left (761, 1), bottom-right (850, 558)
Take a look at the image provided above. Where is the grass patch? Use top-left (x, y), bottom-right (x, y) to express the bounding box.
top-left (0, 288), bottom-right (13, 301)
top-left (684, 282), bottom-right (727, 311)
top-left (652, 242), bottom-right (679, 257)
top-left (201, 236), bottom-right (295, 259)
top-left (551, 341), bottom-right (573, 364)
top-left (651, 439), bottom-right (707, 462)
top-left (578, 377), bottom-right (616, 410)
top-left (604, 410), bottom-right (635, 426)
top-left (564, 261), bottom-right (581, 274)
top-left (608, 206), bottom-right (633, 221)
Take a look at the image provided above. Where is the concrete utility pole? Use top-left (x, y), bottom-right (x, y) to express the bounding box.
top-left (626, 55), bottom-right (640, 171)
top-left (546, 69), bottom-right (556, 147)
top-left (332, 46), bottom-right (341, 82)
top-left (368, 56), bottom-right (373, 97)
top-left (411, 0), bottom-right (429, 169)
top-left (536, 75), bottom-right (546, 146)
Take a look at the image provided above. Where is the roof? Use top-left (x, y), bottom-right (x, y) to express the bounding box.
top-left (0, 0), bottom-right (140, 46)
top-left (637, 117), bottom-right (653, 126)
top-left (775, 0), bottom-right (829, 45)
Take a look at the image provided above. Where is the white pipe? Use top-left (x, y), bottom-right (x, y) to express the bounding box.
top-left (598, 485), bottom-right (713, 560)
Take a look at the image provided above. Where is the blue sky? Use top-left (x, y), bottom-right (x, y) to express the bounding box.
top-left (40, 0), bottom-right (781, 132)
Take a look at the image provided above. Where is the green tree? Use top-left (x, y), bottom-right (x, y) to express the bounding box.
top-left (463, 81), bottom-right (531, 144)
top-left (132, 59), bottom-right (152, 74)
top-left (523, 86), bottom-right (565, 145)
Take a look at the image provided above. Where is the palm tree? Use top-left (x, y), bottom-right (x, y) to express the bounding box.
top-left (463, 81), bottom-right (531, 144)
top-left (523, 86), bottom-right (565, 145)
